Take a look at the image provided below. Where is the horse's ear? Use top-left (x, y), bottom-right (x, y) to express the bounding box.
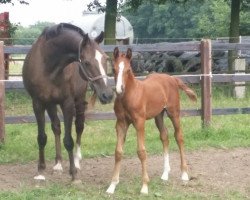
top-left (113, 47), bottom-right (119, 60)
top-left (82, 33), bottom-right (90, 47)
top-left (126, 48), bottom-right (132, 60)
top-left (95, 31), bottom-right (104, 44)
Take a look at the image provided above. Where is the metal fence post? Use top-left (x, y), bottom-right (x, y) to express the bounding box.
top-left (200, 39), bottom-right (212, 127)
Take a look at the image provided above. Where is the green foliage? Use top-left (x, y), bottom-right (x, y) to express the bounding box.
top-left (122, 0), bottom-right (250, 41)
top-left (13, 21), bottom-right (55, 45)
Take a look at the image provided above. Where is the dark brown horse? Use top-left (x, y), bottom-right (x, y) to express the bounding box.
top-left (106, 47), bottom-right (197, 194)
top-left (22, 23), bottom-right (113, 182)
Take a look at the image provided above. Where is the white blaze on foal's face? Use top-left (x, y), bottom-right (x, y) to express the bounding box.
top-left (116, 61), bottom-right (125, 94)
top-left (95, 50), bottom-right (107, 85)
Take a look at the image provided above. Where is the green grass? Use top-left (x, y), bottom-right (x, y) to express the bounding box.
top-left (1, 85), bottom-right (250, 199)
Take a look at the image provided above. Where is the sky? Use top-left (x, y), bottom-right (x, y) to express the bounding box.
top-left (0, 0), bottom-right (101, 27)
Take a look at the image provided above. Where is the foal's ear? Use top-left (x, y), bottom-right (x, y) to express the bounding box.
top-left (126, 48), bottom-right (132, 60)
top-left (82, 33), bottom-right (90, 47)
top-left (95, 31), bottom-right (104, 44)
top-left (113, 47), bottom-right (119, 60)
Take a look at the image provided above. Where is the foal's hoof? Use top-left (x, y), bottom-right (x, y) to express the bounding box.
top-left (161, 172), bottom-right (169, 181)
top-left (140, 184), bottom-right (148, 195)
top-left (181, 172), bottom-right (189, 181)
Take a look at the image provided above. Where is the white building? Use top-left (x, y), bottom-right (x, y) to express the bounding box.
top-left (72, 11), bottom-right (134, 44)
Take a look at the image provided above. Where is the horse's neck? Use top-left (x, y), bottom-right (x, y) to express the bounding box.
top-left (43, 36), bottom-right (80, 74)
top-left (125, 72), bottom-right (139, 94)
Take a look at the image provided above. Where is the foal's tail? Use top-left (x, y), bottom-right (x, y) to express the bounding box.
top-left (175, 77), bottom-right (197, 102)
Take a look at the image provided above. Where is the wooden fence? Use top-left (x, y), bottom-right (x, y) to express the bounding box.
top-left (1, 40), bottom-right (250, 142)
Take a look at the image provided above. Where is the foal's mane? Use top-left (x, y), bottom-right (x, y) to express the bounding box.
top-left (42, 23), bottom-right (85, 40)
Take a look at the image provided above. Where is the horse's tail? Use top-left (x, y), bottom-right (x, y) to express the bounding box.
top-left (174, 77), bottom-right (197, 102)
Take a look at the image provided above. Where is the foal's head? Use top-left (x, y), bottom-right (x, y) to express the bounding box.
top-left (113, 47), bottom-right (133, 95)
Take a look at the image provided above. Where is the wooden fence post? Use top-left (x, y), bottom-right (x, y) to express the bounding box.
top-left (200, 39), bottom-right (212, 127)
top-left (0, 41), bottom-right (5, 143)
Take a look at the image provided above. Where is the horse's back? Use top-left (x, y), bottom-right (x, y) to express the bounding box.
top-left (23, 37), bottom-right (87, 103)
top-left (143, 73), bottom-right (178, 91)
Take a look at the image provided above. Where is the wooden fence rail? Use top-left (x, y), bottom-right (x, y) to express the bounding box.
top-left (1, 40), bottom-right (250, 142)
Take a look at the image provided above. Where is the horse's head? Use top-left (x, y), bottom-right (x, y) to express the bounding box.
top-left (78, 32), bottom-right (113, 104)
top-left (113, 47), bottom-right (133, 95)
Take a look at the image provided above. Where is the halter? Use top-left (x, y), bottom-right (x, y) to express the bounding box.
top-left (78, 38), bottom-right (108, 83)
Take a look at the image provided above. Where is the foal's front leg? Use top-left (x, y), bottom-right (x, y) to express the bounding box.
top-left (106, 119), bottom-right (129, 194)
top-left (135, 119), bottom-right (149, 194)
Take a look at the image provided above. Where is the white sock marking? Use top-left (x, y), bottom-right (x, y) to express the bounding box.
top-left (116, 61), bottom-right (124, 94)
top-left (181, 171), bottom-right (189, 181)
top-left (34, 175), bottom-right (46, 180)
top-left (106, 180), bottom-right (119, 194)
top-left (95, 50), bottom-right (107, 85)
top-left (161, 153), bottom-right (171, 180)
top-left (140, 184), bottom-right (148, 194)
top-left (53, 162), bottom-right (63, 171)
top-left (74, 145), bottom-right (82, 170)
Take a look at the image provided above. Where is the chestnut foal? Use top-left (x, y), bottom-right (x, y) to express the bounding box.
top-left (107, 47), bottom-right (197, 194)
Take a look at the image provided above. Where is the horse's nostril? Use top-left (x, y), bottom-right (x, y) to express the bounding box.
top-left (101, 90), bottom-right (113, 104)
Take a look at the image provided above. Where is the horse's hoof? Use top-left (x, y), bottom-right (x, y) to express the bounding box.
top-left (34, 175), bottom-right (46, 180)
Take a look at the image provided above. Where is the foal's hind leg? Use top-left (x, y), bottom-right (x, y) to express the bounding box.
top-left (168, 108), bottom-right (189, 181)
top-left (47, 105), bottom-right (63, 173)
top-left (32, 99), bottom-right (47, 180)
top-left (74, 100), bottom-right (87, 169)
top-left (154, 111), bottom-right (171, 181)
top-left (106, 119), bottom-right (129, 194)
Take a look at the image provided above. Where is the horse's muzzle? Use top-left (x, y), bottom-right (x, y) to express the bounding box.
top-left (99, 88), bottom-right (113, 104)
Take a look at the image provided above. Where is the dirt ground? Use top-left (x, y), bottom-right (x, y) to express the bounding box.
top-left (0, 148), bottom-right (249, 197)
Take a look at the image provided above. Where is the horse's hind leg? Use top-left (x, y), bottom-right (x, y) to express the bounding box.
top-left (32, 99), bottom-right (47, 180)
top-left (168, 108), bottom-right (189, 181)
top-left (106, 119), bottom-right (129, 194)
top-left (74, 100), bottom-right (87, 169)
top-left (47, 104), bottom-right (63, 173)
top-left (154, 111), bottom-right (171, 181)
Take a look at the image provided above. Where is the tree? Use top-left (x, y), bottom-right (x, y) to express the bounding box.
top-left (0, 0), bottom-right (28, 4)
top-left (104, 0), bottom-right (117, 45)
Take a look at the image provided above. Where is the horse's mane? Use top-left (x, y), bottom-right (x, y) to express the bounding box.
top-left (41, 23), bottom-right (85, 40)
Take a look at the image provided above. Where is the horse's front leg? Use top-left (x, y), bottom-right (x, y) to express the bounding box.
top-left (47, 104), bottom-right (63, 173)
top-left (74, 100), bottom-right (87, 169)
top-left (135, 118), bottom-right (149, 194)
top-left (32, 99), bottom-right (47, 180)
top-left (61, 99), bottom-right (78, 181)
top-left (106, 119), bottom-right (129, 194)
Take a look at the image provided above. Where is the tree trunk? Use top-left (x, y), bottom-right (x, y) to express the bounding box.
top-left (104, 0), bottom-right (117, 45)
top-left (228, 0), bottom-right (240, 73)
